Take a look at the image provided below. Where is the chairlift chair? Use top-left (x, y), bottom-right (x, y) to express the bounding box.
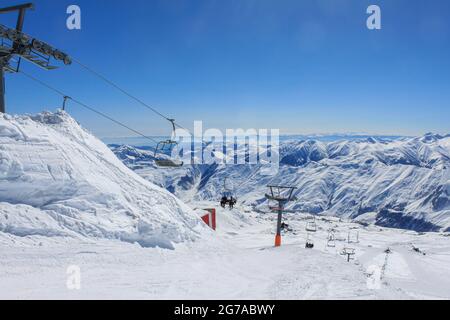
top-left (347, 230), bottom-right (360, 244)
top-left (334, 230), bottom-right (346, 242)
top-left (219, 177), bottom-right (237, 208)
top-left (154, 119), bottom-right (184, 168)
top-left (327, 230), bottom-right (336, 248)
top-left (305, 216), bottom-right (317, 232)
top-left (222, 177), bottom-right (233, 197)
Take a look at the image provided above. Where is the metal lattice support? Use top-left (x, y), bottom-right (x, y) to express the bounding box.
top-left (0, 3), bottom-right (71, 113)
top-left (0, 66), bottom-right (5, 113)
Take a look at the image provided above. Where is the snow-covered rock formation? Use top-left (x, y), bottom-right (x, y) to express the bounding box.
top-left (0, 111), bottom-right (207, 248)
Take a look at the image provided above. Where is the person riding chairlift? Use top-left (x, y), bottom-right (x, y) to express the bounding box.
top-left (220, 196), bottom-right (228, 208)
top-left (229, 196), bottom-right (236, 209)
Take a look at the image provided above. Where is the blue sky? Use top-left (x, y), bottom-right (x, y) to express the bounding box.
top-left (1, 0), bottom-right (449, 137)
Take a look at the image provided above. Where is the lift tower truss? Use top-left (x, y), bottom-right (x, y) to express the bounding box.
top-left (265, 185), bottom-right (297, 247)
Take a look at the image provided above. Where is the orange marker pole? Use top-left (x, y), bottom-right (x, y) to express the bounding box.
top-left (275, 205), bottom-right (283, 247)
top-left (275, 234), bottom-right (282, 247)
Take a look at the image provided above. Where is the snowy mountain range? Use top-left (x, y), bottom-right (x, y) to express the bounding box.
top-left (0, 110), bottom-right (448, 245)
top-left (110, 134), bottom-right (450, 232)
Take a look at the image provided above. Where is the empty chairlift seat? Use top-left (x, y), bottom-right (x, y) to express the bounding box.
top-left (154, 119), bottom-right (184, 168)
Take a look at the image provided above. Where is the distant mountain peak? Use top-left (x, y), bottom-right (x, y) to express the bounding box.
top-left (421, 132), bottom-right (444, 143)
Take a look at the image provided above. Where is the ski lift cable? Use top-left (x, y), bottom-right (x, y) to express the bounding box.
top-left (71, 58), bottom-right (193, 135)
top-left (19, 61), bottom-right (287, 181)
top-left (18, 70), bottom-right (277, 177)
top-left (1, 21), bottom-right (190, 137)
top-left (18, 70), bottom-right (160, 145)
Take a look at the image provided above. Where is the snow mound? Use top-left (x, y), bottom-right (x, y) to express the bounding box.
top-left (0, 111), bottom-right (207, 248)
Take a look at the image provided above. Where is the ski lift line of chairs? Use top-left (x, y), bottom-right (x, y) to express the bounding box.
top-left (154, 119), bottom-right (184, 168)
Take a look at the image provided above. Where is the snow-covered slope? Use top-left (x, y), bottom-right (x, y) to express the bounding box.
top-left (113, 135), bottom-right (450, 232)
top-left (0, 111), bottom-right (207, 248)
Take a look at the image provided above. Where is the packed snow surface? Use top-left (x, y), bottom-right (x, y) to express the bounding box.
top-left (1, 203), bottom-right (449, 299)
top-left (0, 111), bottom-right (206, 249)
